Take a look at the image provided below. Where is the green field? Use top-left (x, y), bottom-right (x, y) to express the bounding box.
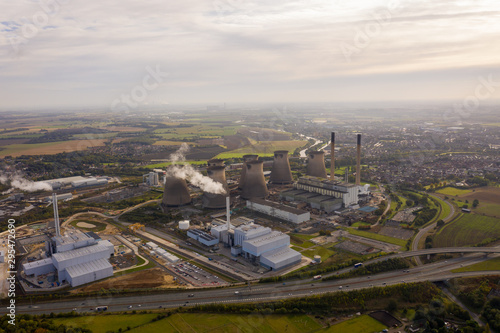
top-left (432, 195), bottom-right (452, 222)
top-left (433, 214), bottom-right (500, 247)
top-left (325, 315), bottom-right (386, 333)
top-left (215, 140), bottom-right (306, 159)
top-left (475, 202), bottom-right (500, 217)
top-left (143, 160), bottom-right (206, 169)
top-left (346, 228), bottom-right (407, 247)
top-left (436, 187), bottom-right (472, 197)
top-left (57, 313), bottom-right (325, 333)
top-left (53, 314), bottom-right (159, 333)
top-left (451, 257), bottom-right (500, 273)
top-left (302, 246), bottom-right (336, 261)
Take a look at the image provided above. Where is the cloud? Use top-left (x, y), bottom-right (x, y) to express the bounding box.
top-left (0, 0), bottom-right (500, 108)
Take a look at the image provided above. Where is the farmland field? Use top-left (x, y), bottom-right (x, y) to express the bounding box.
top-left (459, 186), bottom-right (500, 218)
top-left (325, 315), bottom-right (386, 333)
top-left (215, 140), bottom-right (306, 159)
top-left (53, 314), bottom-right (159, 333)
top-left (436, 187), bottom-right (472, 196)
top-left (433, 214), bottom-right (500, 247)
top-left (0, 139), bottom-right (114, 157)
top-left (58, 313), bottom-right (325, 333)
top-left (346, 228), bottom-right (407, 247)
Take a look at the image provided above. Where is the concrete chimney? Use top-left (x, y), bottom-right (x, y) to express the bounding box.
top-left (202, 165), bottom-right (229, 209)
top-left (356, 134), bottom-right (361, 186)
top-left (306, 151), bottom-right (328, 178)
top-left (269, 150), bottom-right (293, 184)
top-left (330, 132), bottom-right (335, 180)
top-left (162, 175), bottom-right (191, 207)
top-left (345, 167), bottom-right (349, 183)
top-left (52, 193), bottom-right (61, 237)
top-left (238, 154), bottom-right (258, 189)
top-left (226, 196), bottom-right (230, 231)
top-left (241, 160), bottom-right (269, 199)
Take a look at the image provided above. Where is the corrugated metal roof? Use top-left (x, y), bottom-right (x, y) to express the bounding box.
top-left (260, 247), bottom-right (301, 263)
top-left (66, 258), bottom-right (112, 278)
top-left (23, 258), bottom-right (54, 269)
top-left (52, 243), bottom-right (109, 262)
top-left (244, 231), bottom-right (288, 246)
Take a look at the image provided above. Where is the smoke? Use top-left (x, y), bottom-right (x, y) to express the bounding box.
top-left (166, 144), bottom-right (226, 195)
top-left (0, 173), bottom-right (52, 194)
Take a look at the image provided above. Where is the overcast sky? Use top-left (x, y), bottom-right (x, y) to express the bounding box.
top-left (1, 0), bottom-right (500, 110)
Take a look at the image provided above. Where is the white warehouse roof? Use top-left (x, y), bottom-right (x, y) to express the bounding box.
top-left (260, 247), bottom-right (301, 263)
top-left (66, 258), bottom-right (112, 279)
top-left (52, 243), bottom-right (111, 262)
top-left (23, 258), bottom-right (53, 270)
top-left (244, 231), bottom-right (288, 247)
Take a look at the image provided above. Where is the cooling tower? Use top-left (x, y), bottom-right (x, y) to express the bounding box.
top-left (162, 176), bottom-right (191, 207)
top-left (356, 134), bottom-right (361, 186)
top-left (306, 151), bottom-right (328, 178)
top-left (238, 154), bottom-right (258, 189)
top-left (203, 165), bottom-right (229, 209)
top-left (330, 132), bottom-right (335, 180)
top-left (207, 159), bottom-right (224, 167)
top-left (241, 160), bottom-right (269, 199)
top-left (269, 150), bottom-right (293, 184)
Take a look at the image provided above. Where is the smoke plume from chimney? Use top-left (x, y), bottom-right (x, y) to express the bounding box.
top-left (0, 173), bottom-right (52, 194)
top-left (166, 144), bottom-right (226, 194)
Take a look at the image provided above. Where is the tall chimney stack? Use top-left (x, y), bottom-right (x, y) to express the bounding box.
top-left (52, 193), bottom-right (61, 237)
top-left (226, 196), bottom-right (230, 231)
top-left (356, 134), bottom-right (361, 186)
top-left (345, 167), bottom-right (349, 183)
top-left (330, 132), bottom-right (335, 180)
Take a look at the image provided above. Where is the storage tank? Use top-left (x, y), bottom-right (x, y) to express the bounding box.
top-left (202, 165), bottom-right (229, 209)
top-left (241, 160), bottom-right (269, 199)
top-left (162, 176), bottom-right (191, 207)
top-left (178, 220), bottom-right (190, 230)
top-left (269, 150), bottom-right (293, 184)
top-left (238, 154), bottom-right (258, 189)
top-left (306, 151), bottom-right (327, 178)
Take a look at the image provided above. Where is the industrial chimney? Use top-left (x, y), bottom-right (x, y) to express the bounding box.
top-left (306, 151), bottom-right (328, 178)
top-left (238, 154), bottom-right (258, 189)
top-left (356, 134), bottom-right (361, 186)
top-left (241, 160), bottom-right (269, 199)
top-left (202, 165), bottom-right (229, 209)
top-left (269, 150), bottom-right (293, 184)
top-left (207, 159), bottom-right (224, 167)
top-left (345, 167), bottom-right (349, 183)
top-left (162, 175), bottom-right (191, 207)
top-left (330, 132), bottom-right (335, 181)
top-left (52, 193), bottom-right (61, 237)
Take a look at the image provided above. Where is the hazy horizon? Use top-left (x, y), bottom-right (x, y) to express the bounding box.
top-left (2, 0), bottom-right (500, 110)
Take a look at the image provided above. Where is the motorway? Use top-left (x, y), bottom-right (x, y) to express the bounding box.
top-left (3, 254), bottom-right (499, 316)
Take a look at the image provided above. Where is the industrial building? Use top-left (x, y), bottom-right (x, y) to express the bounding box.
top-left (143, 172), bottom-right (160, 186)
top-left (211, 219), bottom-right (302, 271)
top-left (246, 198), bottom-right (310, 224)
top-left (187, 229), bottom-right (219, 246)
top-left (22, 193), bottom-right (115, 287)
top-left (280, 176), bottom-right (359, 212)
top-left (35, 176), bottom-right (109, 190)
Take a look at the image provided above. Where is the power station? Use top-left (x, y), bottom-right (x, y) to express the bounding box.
top-left (241, 159), bottom-right (269, 199)
top-left (161, 175), bottom-right (191, 209)
top-left (202, 165), bottom-right (229, 209)
top-left (269, 150), bottom-right (293, 184)
top-left (306, 151), bottom-right (328, 178)
top-left (238, 154), bottom-right (258, 189)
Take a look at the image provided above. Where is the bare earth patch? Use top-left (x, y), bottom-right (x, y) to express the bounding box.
top-left (76, 222), bottom-right (96, 228)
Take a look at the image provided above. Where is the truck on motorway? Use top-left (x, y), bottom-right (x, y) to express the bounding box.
top-left (354, 263), bottom-right (363, 268)
top-left (96, 306), bottom-right (108, 311)
top-left (313, 275), bottom-right (322, 280)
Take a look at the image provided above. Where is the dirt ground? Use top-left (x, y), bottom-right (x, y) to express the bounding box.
top-left (461, 186), bottom-right (500, 204)
top-left (74, 268), bottom-right (178, 293)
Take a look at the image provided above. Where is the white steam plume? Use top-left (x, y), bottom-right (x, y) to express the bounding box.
top-left (166, 144), bottom-right (226, 195)
top-left (0, 173), bottom-right (52, 194)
